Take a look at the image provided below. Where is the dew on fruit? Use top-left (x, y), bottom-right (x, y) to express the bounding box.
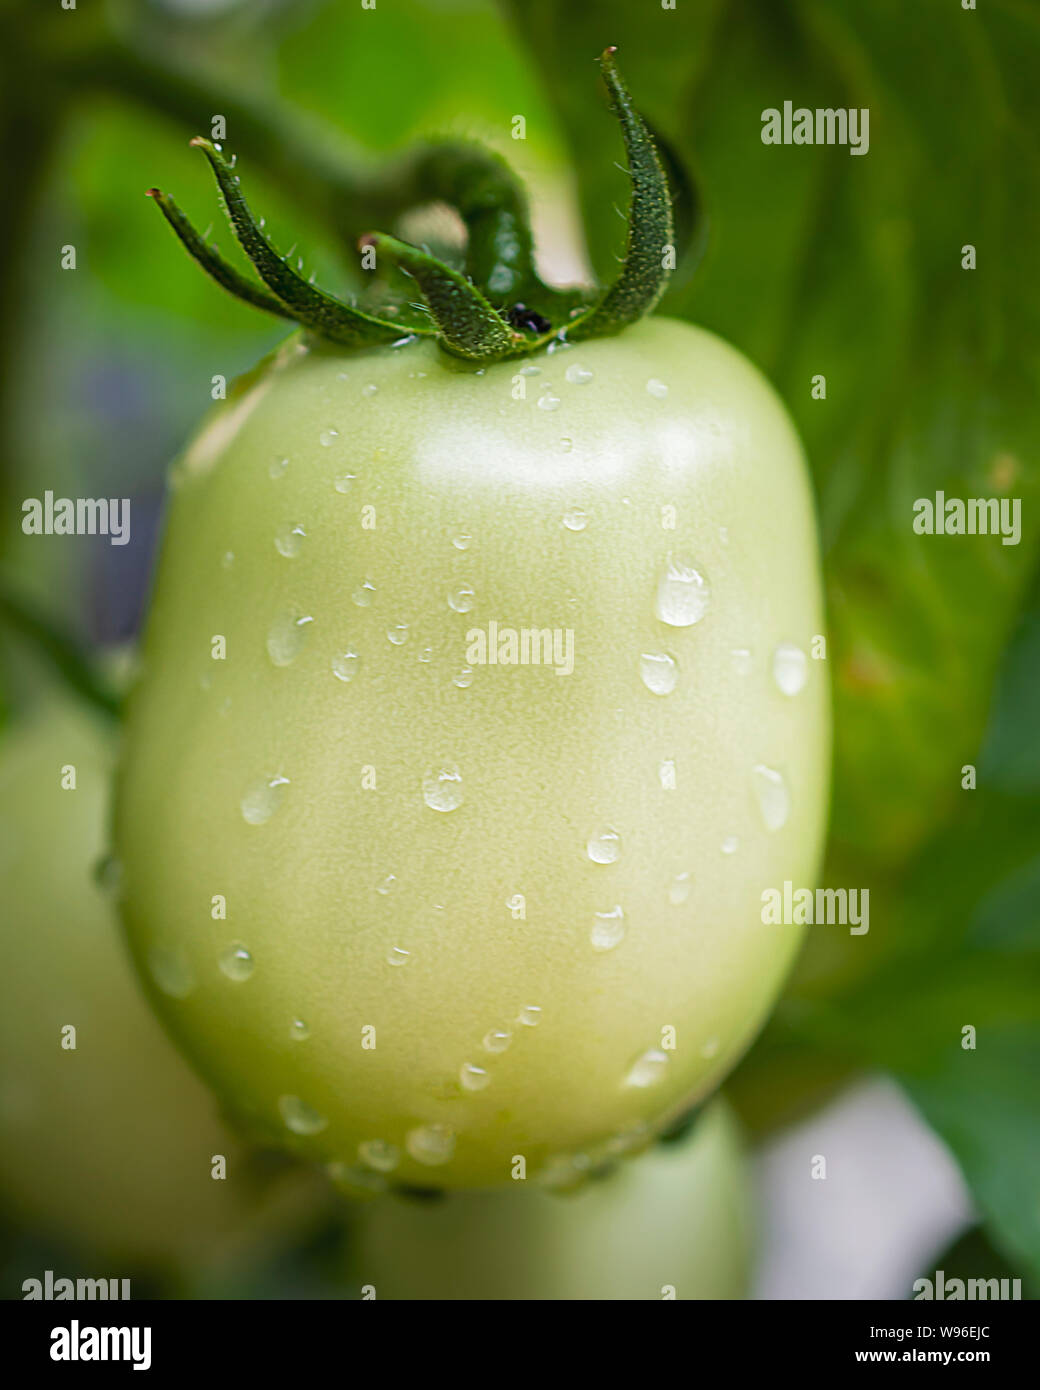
top-left (387, 623), bottom-right (409, 645)
top-left (519, 364), bottom-right (541, 376)
top-left (752, 763), bottom-right (790, 831)
top-left (405, 1123), bottom-right (455, 1166)
top-left (376, 874), bottom-right (397, 895)
top-left (362, 383), bottom-right (379, 397)
top-left (289, 1018), bottom-right (310, 1041)
top-left (731, 647), bottom-right (752, 675)
top-left (701, 1036), bottom-right (720, 1059)
top-left (448, 586), bottom-right (476, 613)
top-left (586, 827), bottom-right (622, 864)
top-left (332, 649), bottom-right (360, 682)
top-left (268, 456), bottom-right (289, 479)
top-left (459, 1063), bottom-right (491, 1092)
top-left (218, 941), bottom-right (254, 982)
top-left (327, 1162), bottom-right (386, 1196)
top-left (590, 905), bottom-right (626, 952)
top-left (423, 763), bottom-right (464, 812)
top-left (538, 390), bottom-right (561, 412)
top-left (452, 533), bottom-right (472, 551)
top-left (721, 835), bottom-right (739, 855)
top-left (773, 642), bottom-right (808, 696)
top-left (452, 667), bottom-right (474, 689)
top-left (266, 611), bottom-right (312, 666)
top-left (517, 1005), bottom-right (542, 1027)
top-left (333, 473), bottom-right (357, 493)
top-left (221, 550), bottom-right (235, 570)
top-left (639, 651), bottom-right (678, 695)
top-left (669, 872), bottom-right (691, 905)
top-left (352, 579), bottom-right (376, 607)
top-left (562, 507), bottom-right (587, 532)
top-left (147, 946), bottom-right (195, 999)
top-left (274, 522), bottom-right (306, 558)
top-left (417, 645), bottom-right (434, 663)
top-left (655, 556), bottom-right (710, 627)
top-left (240, 774), bottom-right (289, 825)
top-left (624, 1048), bottom-right (669, 1088)
top-left (358, 1139), bottom-right (400, 1172)
top-left (537, 1153), bottom-right (591, 1192)
top-left (646, 378), bottom-right (669, 399)
top-left (319, 428), bottom-right (339, 447)
top-left (279, 1095), bottom-right (328, 1136)
top-left (565, 363), bottom-right (594, 385)
top-left (482, 1028), bottom-right (512, 1054)
top-left (386, 946), bottom-right (410, 967)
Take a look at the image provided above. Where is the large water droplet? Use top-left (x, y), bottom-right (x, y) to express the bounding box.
top-left (423, 763), bottom-right (464, 812)
top-left (240, 774), bottom-right (289, 825)
top-left (274, 522), bottom-right (306, 558)
top-left (517, 1004), bottom-right (542, 1027)
top-left (218, 941), bottom-right (254, 981)
top-left (655, 557), bottom-right (710, 627)
top-left (624, 1048), bottom-right (669, 1088)
top-left (483, 1028), bottom-right (512, 1054)
top-left (406, 1123), bottom-right (455, 1166)
top-left (752, 764), bottom-right (790, 831)
top-left (639, 651), bottom-right (678, 695)
top-left (332, 649), bottom-right (360, 682)
top-left (448, 585), bottom-right (476, 613)
top-left (773, 642), bottom-right (808, 695)
top-left (358, 1139), bottom-right (400, 1172)
top-left (586, 827), bottom-right (621, 864)
top-left (266, 611), bottom-right (312, 666)
top-left (279, 1095), bottom-right (328, 1136)
top-left (459, 1063), bottom-right (491, 1092)
top-left (148, 947), bottom-right (195, 999)
top-left (590, 906), bottom-right (626, 952)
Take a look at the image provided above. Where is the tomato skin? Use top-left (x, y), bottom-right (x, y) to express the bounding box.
top-left (115, 317), bottom-right (829, 1189)
top-left (351, 1100), bottom-right (752, 1300)
top-left (0, 698), bottom-right (321, 1271)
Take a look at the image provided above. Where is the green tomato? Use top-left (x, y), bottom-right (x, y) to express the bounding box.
top-left (115, 317), bottom-right (829, 1189)
top-left (0, 697), bottom-right (320, 1274)
top-left (351, 1100), bottom-right (751, 1300)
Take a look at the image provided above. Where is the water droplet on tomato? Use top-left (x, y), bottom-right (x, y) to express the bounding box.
top-left (590, 905), bottom-right (626, 952)
top-left (669, 872), bottom-right (691, 905)
top-left (358, 1139), bottom-right (400, 1172)
top-left (406, 1124), bottom-right (455, 1166)
top-left (352, 579), bottom-right (376, 607)
top-left (517, 1005), bottom-right (542, 1027)
top-left (148, 947), bottom-right (195, 999)
top-left (624, 1048), bottom-right (669, 1088)
top-left (773, 642), bottom-right (808, 695)
top-left (562, 507), bottom-right (587, 532)
top-left (752, 764), bottom-right (790, 831)
top-left (483, 1028), bottom-right (512, 1054)
top-left (646, 378), bottom-right (669, 399)
top-left (448, 586), bottom-right (475, 613)
top-left (332, 649), bottom-right (360, 682)
top-left (423, 764), bottom-right (464, 812)
top-left (279, 1095), bottom-right (328, 1135)
top-left (240, 774), bottom-right (289, 825)
top-left (219, 941), bottom-right (254, 981)
top-left (565, 363), bottom-right (594, 385)
top-left (266, 611), bottom-right (312, 666)
top-left (460, 1063), bottom-right (491, 1092)
top-left (586, 828), bottom-right (622, 864)
top-left (319, 428), bottom-right (339, 447)
top-left (655, 556), bottom-right (710, 627)
top-left (639, 651), bottom-right (678, 695)
top-left (274, 522), bottom-right (306, 558)
top-left (387, 623), bottom-right (409, 645)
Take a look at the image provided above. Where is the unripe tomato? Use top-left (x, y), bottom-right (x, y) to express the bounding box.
top-left (351, 1100), bottom-right (752, 1299)
top-left (0, 697), bottom-right (320, 1274)
top-left (115, 317), bottom-right (828, 1188)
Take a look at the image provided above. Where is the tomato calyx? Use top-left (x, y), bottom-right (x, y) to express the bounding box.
top-left (147, 48), bottom-right (676, 362)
